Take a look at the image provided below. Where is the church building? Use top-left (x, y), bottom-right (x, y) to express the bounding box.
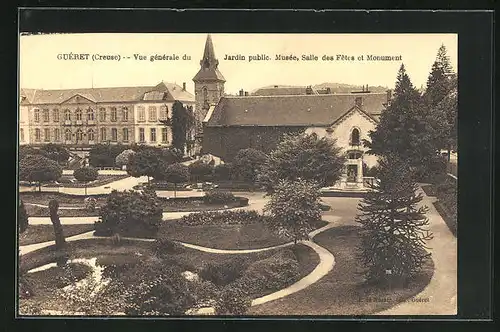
top-left (194, 34), bottom-right (392, 190)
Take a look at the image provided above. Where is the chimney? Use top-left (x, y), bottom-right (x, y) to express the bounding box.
top-left (326, 87), bottom-right (331, 94)
top-left (182, 82), bottom-right (186, 91)
top-left (355, 96), bottom-right (363, 108)
top-left (239, 89), bottom-right (244, 96)
top-left (306, 85), bottom-right (313, 95)
top-left (386, 89), bottom-right (392, 103)
top-left (244, 91), bottom-right (249, 96)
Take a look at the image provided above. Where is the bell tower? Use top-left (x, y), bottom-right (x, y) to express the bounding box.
top-left (193, 34), bottom-right (225, 135)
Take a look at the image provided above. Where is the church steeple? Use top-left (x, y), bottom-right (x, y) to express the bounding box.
top-left (193, 34), bottom-right (226, 82)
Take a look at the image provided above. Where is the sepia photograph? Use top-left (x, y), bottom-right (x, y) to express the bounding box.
top-left (17, 32), bottom-right (458, 317)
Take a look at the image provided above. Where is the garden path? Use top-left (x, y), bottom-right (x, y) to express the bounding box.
top-left (374, 187), bottom-right (457, 315)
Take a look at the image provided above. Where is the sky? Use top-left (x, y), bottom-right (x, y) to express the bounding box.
top-left (19, 33), bottom-right (458, 95)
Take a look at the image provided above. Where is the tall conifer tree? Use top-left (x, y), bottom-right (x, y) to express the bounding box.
top-left (356, 155), bottom-right (433, 285)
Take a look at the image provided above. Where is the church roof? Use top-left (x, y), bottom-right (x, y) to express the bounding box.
top-left (205, 93), bottom-right (387, 127)
top-left (19, 82), bottom-right (194, 105)
top-left (193, 34), bottom-right (226, 82)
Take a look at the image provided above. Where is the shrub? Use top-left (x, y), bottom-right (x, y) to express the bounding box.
top-left (199, 256), bottom-right (248, 286)
top-left (187, 279), bottom-right (218, 309)
top-left (233, 249), bottom-right (300, 295)
top-left (89, 144), bottom-right (129, 168)
top-left (203, 190), bottom-right (236, 204)
top-left (124, 264), bottom-right (195, 315)
top-left (84, 197), bottom-right (97, 212)
top-left (40, 144), bottom-right (70, 164)
top-left (178, 210), bottom-right (264, 226)
top-left (153, 238), bottom-right (185, 256)
top-left (213, 163), bottom-right (232, 181)
top-left (97, 190), bottom-right (162, 237)
top-left (188, 160), bottom-right (214, 182)
top-left (214, 285), bottom-right (251, 315)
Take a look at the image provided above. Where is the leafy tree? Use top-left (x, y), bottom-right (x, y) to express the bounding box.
top-left (97, 190), bottom-right (162, 237)
top-left (18, 200), bottom-right (29, 233)
top-left (126, 148), bottom-right (163, 184)
top-left (264, 178), bottom-right (322, 244)
top-left (19, 145), bottom-right (49, 161)
top-left (232, 148), bottom-right (268, 183)
top-left (259, 132), bottom-right (345, 192)
top-left (159, 163), bottom-right (189, 197)
top-left (73, 166), bottom-right (98, 195)
top-left (366, 64), bottom-right (437, 179)
top-left (39, 143), bottom-right (70, 164)
top-left (89, 144), bottom-right (129, 168)
top-left (355, 155), bottom-right (433, 286)
top-left (115, 149), bottom-right (136, 168)
top-left (171, 101), bottom-right (195, 154)
top-left (19, 155), bottom-right (62, 192)
top-left (188, 160), bottom-right (214, 182)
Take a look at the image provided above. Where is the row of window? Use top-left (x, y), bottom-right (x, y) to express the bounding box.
top-left (31, 127), bottom-right (169, 144)
top-left (33, 105), bottom-right (169, 123)
top-left (136, 106), bottom-right (169, 122)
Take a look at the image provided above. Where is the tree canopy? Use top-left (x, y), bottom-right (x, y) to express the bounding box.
top-left (171, 101), bottom-right (195, 154)
top-left (259, 132), bottom-right (345, 191)
top-left (19, 154), bottom-right (62, 191)
top-left (366, 64), bottom-right (438, 177)
top-left (39, 144), bottom-right (70, 164)
top-left (231, 148), bottom-right (268, 183)
top-left (264, 178), bottom-right (322, 244)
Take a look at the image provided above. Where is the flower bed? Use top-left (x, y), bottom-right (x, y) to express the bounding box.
top-left (19, 224), bottom-right (95, 246)
top-left (44, 174), bottom-right (130, 188)
top-left (24, 204), bottom-right (100, 217)
top-left (20, 192), bottom-right (108, 207)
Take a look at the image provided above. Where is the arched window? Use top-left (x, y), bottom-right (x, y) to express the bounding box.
top-left (76, 108), bottom-right (83, 121)
top-left (76, 128), bottom-right (84, 141)
top-left (64, 109), bottom-right (71, 121)
top-left (350, 128), bottom-right (360, 146)
top-left (88, 128), bottom-right (95, 141)
top-left (65, 129), bottom-right (72, 141)
top-left (87, 107), bottom-right (95, 121)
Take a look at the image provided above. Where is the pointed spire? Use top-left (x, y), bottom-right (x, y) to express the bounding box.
top-left (193, 34), bottom-right (225, 82)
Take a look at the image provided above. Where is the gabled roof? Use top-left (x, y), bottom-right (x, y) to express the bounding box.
top-left (19, 82), bottom-right (194, 105)
top-left (205, 93), bottom-right (387, 127)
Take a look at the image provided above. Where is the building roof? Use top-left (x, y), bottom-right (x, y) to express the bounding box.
top-left (205, 93), bottom-right (387, 127)
top-left (19, 82), bottom-right (195, 105)
top-left (193, 34), bottom-right (226, 82)
top-left (252, 86), bottom-right (318, 96)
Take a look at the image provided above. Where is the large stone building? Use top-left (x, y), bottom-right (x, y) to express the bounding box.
top-left (198, 35), bottom-right (392, 190)
top-left (19, 81), bottom-right (196, 152)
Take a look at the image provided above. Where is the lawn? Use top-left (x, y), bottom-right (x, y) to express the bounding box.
top-left (248, 225), bottom-right (435, 315)
top-left (20, 192), bottom-right (107, 207)
top-left (19, 224), bottom-right (95, 246)
top-left (158, 222), bottom-right (288, 249)
top-left (19, 238), bottom-right (320, 315)
top-left (156, 218), bottom-right (328, 250)
top-left (24, 204), bottom-right (100, 217)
